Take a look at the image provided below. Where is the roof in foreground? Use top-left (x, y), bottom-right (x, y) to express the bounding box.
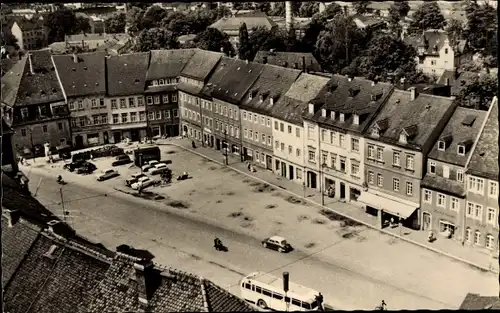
top-left (460, 293), bottom-right (500, 310)
top-left (180, 49), bottom-right (224, 82)
top-left (466, 97), bottom-right (498, 180)
top-left (146, 49), bottom-right (197, 81)
top-left (106, 52), bottom-right (150, 96)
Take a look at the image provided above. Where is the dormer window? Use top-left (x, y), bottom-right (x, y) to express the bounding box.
top-left (308, 103), bottom-right (314, 114)
top-left (437, 141), bottom-right (446, 151)
top-left (353, 114), bottom-right (359, 125)
top-left (249, 93), bottom-right (253, 100)
top-left (152, 80), bottom-right (158, 86)
top-left (331, 111), bottom-right (335, 120)
top-left (321, 109), bottom-right (326, 117)
top-left (457, 145), bottom-right (465, 155)
top-left (270, 97), bottom-right (275, 105)
top-left (259, 95), bottom-right (264, 102)
top-left (399, 133), bottom-right (407, 144)
top-left (372, 128), bottom-right (379, 137)
top-left (339, 113), bottom-right (345, 122)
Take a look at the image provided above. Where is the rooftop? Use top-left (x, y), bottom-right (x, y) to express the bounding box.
top-left (199, 57), bottom-right (236, 100)
top-left (209, 15), bottom-right (277, 32)
top-left (404, 30), bottom-right (468, 56)
top-left (466, 97), bottom-right (498, 180)
top-left (303, 75), bottom-right (393, 134)
top-left (180, 49), bottom-right (224, 82)
top-left (428, 107), bottom-right (487, 166)
top-left (451, 71), bottom-right (480, 97)
top-left (146, 49), bottom-right (197, 81)
top-left (12, 18), bottom-right (44, 31)
top-left (421, 174), bottom-right (466, 197)
top-left (253, 51), bottom-right (321, 72)
top-left (366, 89), bottom-right (455, 150)
top-left (459, 293), bottom-right (500, 310)
top-left (52, 52), bottom-right (107, 97)
top-left (106, 52), bottom-right (150, 96)
top-left (65, 33), bottom-right (130, 43)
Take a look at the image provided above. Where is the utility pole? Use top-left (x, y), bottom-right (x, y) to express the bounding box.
top-left (223, 128), bottom-right (228, 166)
top-left (59, 187), bottom-right (74, 228)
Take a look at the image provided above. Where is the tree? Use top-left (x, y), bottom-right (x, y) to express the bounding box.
top-left (269, 2), bottom-right (300, 17)
top-left (445, 18), bottom-right (464, 43)
top-left (1, 29), bottom-right (18, 49)
top-left (45, 8), bottom-right (78, 43)
top-left (315, 15), bottom-right (367, 73)
top-left (393, 0), bottom-right (410, 18)
top-left (465, 2), bottom-right (497, 56)
top-left (141, 5), bottom-right (168, 29)
top-left (299, 2), bottom-right (319, 18)
top-left (192, 28), bottom-right (234, 56)
top-left (133, 28), bottom-right (179, 52)
top-left (300, 13), bottom-right (328, 53)
top-left (353, 1), bottom-right (371, 15)
top-left (104, 13), bottom-right (126, 33)
top-left (284, 27), bottom-right (299, 52)
top-left (408, 1), bottom-right (446, 34)
top-left (255, 2), bottom-right (271, 14)
top-left (456, 74), bottom-right (498, 110)
top-left (322, 3), bottom-right (342, 19)
top-left (232, 2), bottom-right (254, 11)
top-left (238, 22), bottom-right (252, 60)
top-left (346, 34), bottom-right (422, 83)
top-left (125, 6), bottom-right (145, 34)
top-left (388, 5), bottom-right (402, 37)
top-left (76, 16), bottom-right (91, 33)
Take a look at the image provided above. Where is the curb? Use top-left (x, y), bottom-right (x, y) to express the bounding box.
top-left (161, 142), bottom-right (499, 275)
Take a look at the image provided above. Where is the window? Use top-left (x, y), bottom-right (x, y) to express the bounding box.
top-left (154, 96), bottom-right (160, 104)
top-left (58, 122), bottom-right (63, 130)
top-left (474, 231), bottom-right (481, 245)
top-left (321, 151), bottom-right (328, 165)
top-left (120, 98), bottom-right (126, 108)
top-left (296, 148), bottom-right (301, 157)
top-left (138, 97), bottom-right (144, 106)
top-left (377, 174), bottom-right (383, 187)
top-left (129, 97), bottom-right (135, 107)
top-left (77, 100), bottom-right (83, 109)
top-left (368, 145), bottom-right (375, 159)
top-left (451, 198), bottom-right (459, 211)
top-left (100, 98), bottom-right (105, 106)
top-left (487, 207), bottom-right (496, 224)
top-left (351, 163), bottom-right (359, 176)
top-left (147, 96), bottom-right (153, 105)
top-left (368, 171), bottom-right (375, 184)
top-left (254, 131), bottom-right (258, 141)
top-left (489, 181), bottom-right (498, 197)
top-left (280, 123), bottom-right (284, 132)
top-left (243, 128), bottom-right (248, 138)
top-left (293, 127), bottom-right (299, 137)
top-left (156, 111), bottom-right (161, 120)
top-left (456, 170), bottom-right (464, 182)
top-left (101, 114), bottom-right (108, 124)
top-left (406, 181), bottom-right (413, 195)
top-left (41, 125), bottom-right (47, 132)
top-left (69, 102), bottom-right (75, 110)
top-left (164, 110), bottom-right (171, 118)
top-left (288, 145), bottom-right (292, 154)
top-left (92, 115), bottom-right (99, 124)
top-left (21, 129), bottom-right (27, 136)
top-left (172, 94), bottom-right (177, 102)
top-left (249, 130), bottom-right (253, 138)
top-left (430, 161), bottom-right (436, 174)
top-left (253, 114), bottom-right (257, 123)
top-left (465, 228), bottom-right (472, 243)
top-left (438, 141), bottom-right (445, 151)
top-left (235, 127), bottom-right (239, 138)
top-left (91, 99), bottom-right (97, 107)
top-left (339, 134), bottom-right (345, 147)
top-left (339, 158), bottom-right (346, 172)
top-left (437, 193), bottom-right (446, 207)
top-left (444, 48), bottom-right (448, 54)
top-left (424, 189), bottom-right (432, 203)
top-left (230, 126), bottom-right (234, 136)
top-left (243, 112), bottom-right (247, 120)
top-left (111, 99), bottom-right (117, 109)
top-left (393, 152), bottom-right (400, 166)
top-left (275, 140), bottom-right (279, 148)
top-left (308, 150), bottom-right (315, 162)
top-left (173, 109), bottom-right (178, 117)
top-left (330, 153), bottom-right (337, 169)
top-left (351, 138), bottom-right (359, 152)
top-left (112, 114), bottom-right (119, 123)
top-left (393, 178), bottom-right (400, 191)
top-left (406, 155), bottom-right (414, 170)
top-left (280, 143), bottom-right (285, 151)
top-left (287, 125), bottom-right (292, 134)
top-left (229, 109), bottom-right (233, 118)
top-left (377, 147), bottom-right (384, 161)
top-left (267, 136), bottom-right (271, 145)
top-left (486, 235), bottom-right (495, 249)
top-left (121, 113), bottom-right (128, 123)
top-left (158, 79), bottom-right (164, 85)
top-left (261, 117), bottom-right (265, 125)
top-left (274, 121), bottom-right (278, 130)
top-left (307, 125), bottom-right (315, 139)
top-left (262, 134), bottom-right (266, 143)
top-left (457, 145), bottom-right (465, 155)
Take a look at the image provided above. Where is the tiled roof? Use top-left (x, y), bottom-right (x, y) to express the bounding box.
top-left (466, 98), bottom-right (498, 180)
top-left (146, 49), bottom-right (197, 81)
top-left (437, 69), bottom-right (457, 86)
top-left (404, 30), bottom-right (467, 56)
top-left (199, 57), bottom-right (237, 99)
top-left (52, 52), bottom-right (107, 97)
top-left (106, 52), bottom-right (150, 96)
top-left (144, 84), bottom-right (177, 94)
top-left (303, 75), bottom-right (393, 133)
top-left (1, 56), bottom-right (27, 107)
top-left (421, 174), bottom-right (465, 197)
top-left (1, 58), bottom-right (17, 76)
top-left (460, 293), bottom-right (500, 310)
top-left (253, 51), bottom-right (322, 72)
top-left (428, 107), bottom-right (487, 166)
top-left (366, 89), bottom-right (455, 149)
top-left (204, 279), bottom-right (254, 312)
top-left (211, 59), bottom-right (264, 104)
top-left (180, 50), bottom-right (224, 82)
top-left (270, 73), bottom-right (330, 125)
top-left (209, 16), bottom-right (277, 32)
top-left (451, 71), bottom-right (480, 96)
top-left (13, 19), bottom-right (44, 31)
top-left (240, 63), bottom-right (301, 115)
top-left (65, 33), bottom-right (130, 43)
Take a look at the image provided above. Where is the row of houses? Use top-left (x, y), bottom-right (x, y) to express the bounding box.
top-left (1, 48), bottom-right (497, 253)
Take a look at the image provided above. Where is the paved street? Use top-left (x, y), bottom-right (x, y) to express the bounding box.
top-left (23, 145), bottom-right (497, 310)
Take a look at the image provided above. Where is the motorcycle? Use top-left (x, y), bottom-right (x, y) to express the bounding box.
top-left (214, 240), bottom-right (228, 252)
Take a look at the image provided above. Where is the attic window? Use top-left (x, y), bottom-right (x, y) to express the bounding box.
top-left (353, 114), bottom-right (359, 125)
top-left (249, 93), bottom-right (253, 100)
top-left (259, 94), bottom-right (264, 101)
top-left (457, 145), bottom-right (465, 155)
top-left (134, 79), bottom-right (140, 83)
top-left (95, 82), bottom-right (99, 86)
top-left (437, 141), bottom-right (446, 151)
top-left (462, 115), bottom-right (476, 126)
top-left (44, 245), bottom-right (58, 259)
top-left (330, 111), bottom-right (335, 120)
top-left (321, 109), bottom-right (326, 117)
top-left (372, 128), bottom-right (379, 137)
top-left (84, 66), bottom-right (88, 70)
top-left (399, 133), bottom-right (407, 144)
top-left (72, 68), bottom-right (76, 71)
top-left (237, 67), bottom-right (241, 71)
top-left (339, 113), bottom-right (345, 122)
top-left (51, 88), bottom-right (57, 93)
top-left (348, 87), bottom-right (360, 97)
top-left (308, 103), bottom-right (314, 114)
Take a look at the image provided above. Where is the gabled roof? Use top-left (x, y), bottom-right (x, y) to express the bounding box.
top-left (303, 75), bottom-right (393, 133)
top-left (52, 52), bottom-right (107, 97)
top-left (451, 71), bottom-right (480, 96)
top-left (209, 16), bottom-right (277, 32)
top-left (366, 89), bottom-right (455, 150)
top-left (199, 57), bottom-right (237, 100)
top-left (421, 174), bottom-right (465, 197)
top-left (240, 64), bottom-right (301, 115)
top-left (1, 58), bottom-right (17, 77)
top-left (253, 51), bottom-right (322, 72)
top-left (180, 49), bottom-right (224, 82)
top-left (1, 56), bottom-right (27, 107)
top-left (460, 293), bottom-right (500, 310)
top-left (405, 30), bottom-right (469, 57)
top-left (437, 69), bottom-right (457, 86)
top-left (428, 107), bottom-right (487, 166)
top-left (210, 59), bottom-right (264, 104)
top-left (269, 73), bottom-right (330, 125)
top-left (12, 18), bottom-right (45, 31)
top-left (146, 49), bottom-right (197, 81)
top-left (106, 52), bottom-right (150, 96)
top-left (466, 97), bottom-right (498, 180)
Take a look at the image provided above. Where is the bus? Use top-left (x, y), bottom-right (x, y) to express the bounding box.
top-left (133, 146), bottom-right (161, 166)
top-left (240, 272), bottom-right (322, 311)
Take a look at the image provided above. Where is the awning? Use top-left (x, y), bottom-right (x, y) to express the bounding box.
top-left (357, 192), bottom-right (417, 219)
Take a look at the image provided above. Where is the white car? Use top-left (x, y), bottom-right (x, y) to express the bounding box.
top-left (126, 173), bottom-right (148, 186)
top-left (96, 169), bottom-right (120, 181)
top-left (142, 160), bottom-right (159, 172)
top-left (150, 163), bottom-right (168, 175)
top-left (131, 176), bottom-right (157, 190)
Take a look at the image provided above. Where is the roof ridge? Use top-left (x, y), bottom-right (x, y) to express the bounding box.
top-left (199, 277), bottom-right (211, 312)
top-left (114, 251), bottom-right (143, 263)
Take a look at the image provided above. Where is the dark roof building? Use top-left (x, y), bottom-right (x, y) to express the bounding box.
top-left (105, 52), bottom-right (150, 97)
top-left (404, 30), bottom-right (469, 57)
top-left (253, 51), bottom-right (321, 73)
top-left (52, 52), bottom-right (107, 98)
top-left (180, 49), bottom-right (224, 82)
top-left (460, 293), bottom-right (500, 310)
top-left (303, 75), bottom-right (393, 134)
top-left (199, 58), bottom-right (237, 100)
top-left (146, 49), bottom-right (197, 81)
top-left (269, 73), bottom-right (330, 126)
top-left (209, 16), bottom-right (277, 33)
top-left (466, 97), bottom-right (498, 180)
top-left (240, 64), bottom-right (301, 115)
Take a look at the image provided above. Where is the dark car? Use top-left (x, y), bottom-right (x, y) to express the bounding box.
top-left (63, 160), bottom-right (86, 172)
top-left (76, 161), bottom-right (97, 174)
top-left (261, 236), bottom-right (293, 253)
top-left (112, 154), bottom-right (132, 167)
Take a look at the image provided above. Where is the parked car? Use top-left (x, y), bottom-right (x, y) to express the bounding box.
top-left (76, 161), bottom-right (97, 174)
top-left (112, 154), bottom-right (132, 167)
top-left (150, 163), bottom-right (169, 175)
top-left (131, 176), bottom-right (159, 190)
top-left (126, 173), bottom-right (148, 187)
top-left (261, 236), bottom-right (293, 253)
top-left (142, 160), bottom-right (160, 172)
top-left (63, 160), bottom-right (86, 172)
top-left (96, 169), bottom-right (120, 181)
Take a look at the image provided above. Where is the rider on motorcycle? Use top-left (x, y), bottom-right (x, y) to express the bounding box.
top-left (214, 237), bottom-right (222, 247)
top-left (57, 175), bottom-right (63, 183)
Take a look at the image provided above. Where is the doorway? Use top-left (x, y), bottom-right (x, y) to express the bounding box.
top-left (210, 135), bottom-right (214, 147)
top-left (281, 162), bottom-right (287, 177)
top-left (308, 171), bottom-right (317, 189)
top-left (75, 135), bottom-right (84, 148)
top-left (422, 212), bottom-right (432, 231)
top-left (340, 182), bottom-right (346, 199)
top-left (113, 132), bottom-right (121, 144)
top-left (266, 155), bottom-right (272, 170)
top-left (130, 129), bottom-right (140, 142)
top-left (216, 139), bottom-right (221, 150)
top-left (103, 132), bottom-right (109, 144)
top-left (289, 165), bottom-right (294, 180)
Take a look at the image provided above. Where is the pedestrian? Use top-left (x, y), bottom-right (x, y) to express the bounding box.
top-left (247, 163), bottom-right (251, 171)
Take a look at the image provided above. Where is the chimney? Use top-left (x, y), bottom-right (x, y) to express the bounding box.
top-left (47, 220), bottom-right (76, 238)
top-left (285, 1), bottom-right (293, 31)
top-left (409, 87), bottom-right (417, 101)
top-left (3, 209), bottom-right (21, 227)
top-left (134, 259), bottom-right (160, 310)
top-left (28, 53), bottom-right (34, 74)
top-left (73, 53), bottom-right (78, 63)
top-left (302, 55), bottom-right (306, 72)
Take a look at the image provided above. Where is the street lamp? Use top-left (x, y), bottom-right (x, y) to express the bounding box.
top-left (139, 153), bottom-right (143, 174)
top-left (223, 128), bottom-right (228, 166)
top-left (321, 162), bottom-right (327, 206)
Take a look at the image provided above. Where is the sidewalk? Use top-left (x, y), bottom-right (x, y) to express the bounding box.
top-left (157, 138), bottom-right (499, 274)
